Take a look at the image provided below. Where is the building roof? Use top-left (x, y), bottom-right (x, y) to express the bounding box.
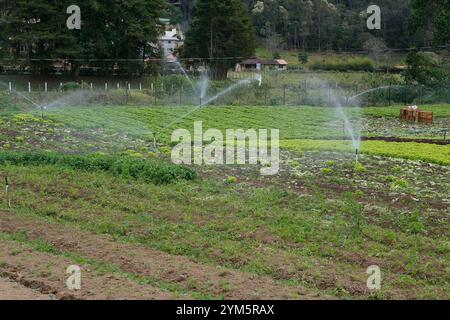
top-left (239, 59), bottom-right (288, 65)
top-left (275, 59), bottom-right (288, 65)
top-left (160, 28), bottom-right (184, 42)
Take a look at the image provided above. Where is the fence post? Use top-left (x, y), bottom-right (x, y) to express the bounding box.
top-left (283, 85), bottom-right (286, 106)
top-left (5, 177), bottom-right (11, 208)
top-left (328, 87), bottom-right (331, 106)
top-left (304, 80), bottom-right (308, 104)
top-left (404, 86), bottom-right (407, 106)
top-left (388, 83), bottom-right (391, 106)
top-left (419, 85), bottom-right (423, 105)
top-left (8, 82), bottom-right (12, 92)
top-left (28, 82), bottom-right (31, 93)
top-left (179, 86), bottom-right (182, 105)
top-left (125, 82), bottom-right (129, 105)
top-left (264, 86), bottom-right (268, 105)
top-left (13, 85), bottom-right (17, 108)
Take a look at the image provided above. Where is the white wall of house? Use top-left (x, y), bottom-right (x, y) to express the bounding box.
top-left (159, 28), bottom-right (184, 58)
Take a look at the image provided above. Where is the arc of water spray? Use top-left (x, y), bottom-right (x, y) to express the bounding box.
top-left (161, 72), bottom-right (262, 133)
top-left (313, 78), bottom-right (362, 160)
top-left (0, 81), bottom-right (45, 117)
top-left (174, 61), bottom-right (196, 89)
top-left (0, 82), bottom-right (41, 109)
top-left (161, 79), bottom-right (252, 133)
top-left (348, 85), bottom-right (403, 101)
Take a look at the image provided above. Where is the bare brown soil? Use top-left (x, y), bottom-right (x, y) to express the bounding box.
top-left (303, 136), bottom-right (450, 145)
top-left (0, 211), bottom-right (321, 300)
top-left (0, 276), bottom-right (52, 300)
top-left (0, 239), bottom-right (176, 300)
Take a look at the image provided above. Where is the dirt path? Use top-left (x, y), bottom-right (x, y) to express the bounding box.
top-left (0, 240), bottom-right (176, 300)
top-left (0, 276), bottom-right (52, 300)
top-left (0, 211), bottom-right (322, 300)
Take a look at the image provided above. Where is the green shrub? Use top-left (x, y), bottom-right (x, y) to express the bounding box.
top-left (0, 151), bottom-right (196, 184)
top-left (298, 51), bottom-right (308, 65)
top-left (322, 168), bottom-right (333, 175)
top-left (404, 51), bottom-right (450, 87)
top-left (61, 82), bottom-right (81, 91)
top-left (310, 57), bottom-right (375, 72)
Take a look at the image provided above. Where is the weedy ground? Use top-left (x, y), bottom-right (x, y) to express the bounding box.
top-left (0, 104), bottom-right (448, 300)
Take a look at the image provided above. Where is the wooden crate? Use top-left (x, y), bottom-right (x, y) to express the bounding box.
top-left (418, 111), bottom-right (433, 124)
top-left (400, 108), bottom-right (420, 122)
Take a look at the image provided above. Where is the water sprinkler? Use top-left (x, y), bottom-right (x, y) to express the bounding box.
top-left (355, 148), bottom-right (359, 163)
top-left (153, 135), bottom-right (157, 149)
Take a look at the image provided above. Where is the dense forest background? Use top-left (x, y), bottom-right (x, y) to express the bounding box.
top-left (0, 0), bottom-right (448, 79)
top-left (171, 0), bottom-right (436, 53)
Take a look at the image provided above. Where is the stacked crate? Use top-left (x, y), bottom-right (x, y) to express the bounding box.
top-left (400, 108), bottom-right (420, 122)
top-left (400, 108), bottom-right (433, 124)
top-left (418, 111), bottom-right (433, 124)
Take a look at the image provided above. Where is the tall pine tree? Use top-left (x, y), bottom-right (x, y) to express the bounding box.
top-left (0, 0), bottom-right (166, 75)
top-left (182, 0), bottom-right (255, 80)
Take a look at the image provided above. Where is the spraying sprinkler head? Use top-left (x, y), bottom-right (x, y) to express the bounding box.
top-left (355, 148), bottom-right (359, 163)
top-left (153, 135), bottom-right (157, 149)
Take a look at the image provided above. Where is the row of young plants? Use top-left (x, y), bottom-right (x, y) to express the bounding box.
top-left (0, 151), bottom-right (196, 184)
top-left (281, 140), bottom-right (450, 166)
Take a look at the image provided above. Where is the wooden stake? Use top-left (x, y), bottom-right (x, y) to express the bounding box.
top-left (5, 177), bottom-right (11, 208)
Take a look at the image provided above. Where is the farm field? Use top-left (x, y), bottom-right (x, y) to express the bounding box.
top-left (0, 103), bottom-right (448, 300)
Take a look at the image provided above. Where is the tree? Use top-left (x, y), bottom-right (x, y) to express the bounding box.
top-left (404, 51), bottom-right (450, 87)
top-left (182, 0), bottom-right (256, 80)
top-left (298, 51), bottom-right (308, 66)
top-left (408, 0), bottom-right (450, 45)
top-left (0, 0), bottom-right (166, 75)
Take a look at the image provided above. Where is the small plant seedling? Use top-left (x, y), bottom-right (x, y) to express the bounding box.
top-left (159, 146), bottom-right (172, 156)
top-left (326, 160), bottom-right (336, 167)
top-left (354, 162), bottom-right (367, 173)
top-left (390, 178), bottom-right (409, 190)
top-left (225, 176), bottom-right (237, 184)
top-left (354, 190), bottom-right (364, 198)
top-left (322, 168), bottom-right (333, 175)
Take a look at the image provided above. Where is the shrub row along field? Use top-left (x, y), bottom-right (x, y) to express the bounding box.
top-left (0, 152), bottom-right (196, 184)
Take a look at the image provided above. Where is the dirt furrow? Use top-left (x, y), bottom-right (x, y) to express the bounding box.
top-left (0, 211), bottom-right (321, 299)
top-left (0, 276), bottom-right (52, 300)
top-left (0, 239), bottom-right (177, 300)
